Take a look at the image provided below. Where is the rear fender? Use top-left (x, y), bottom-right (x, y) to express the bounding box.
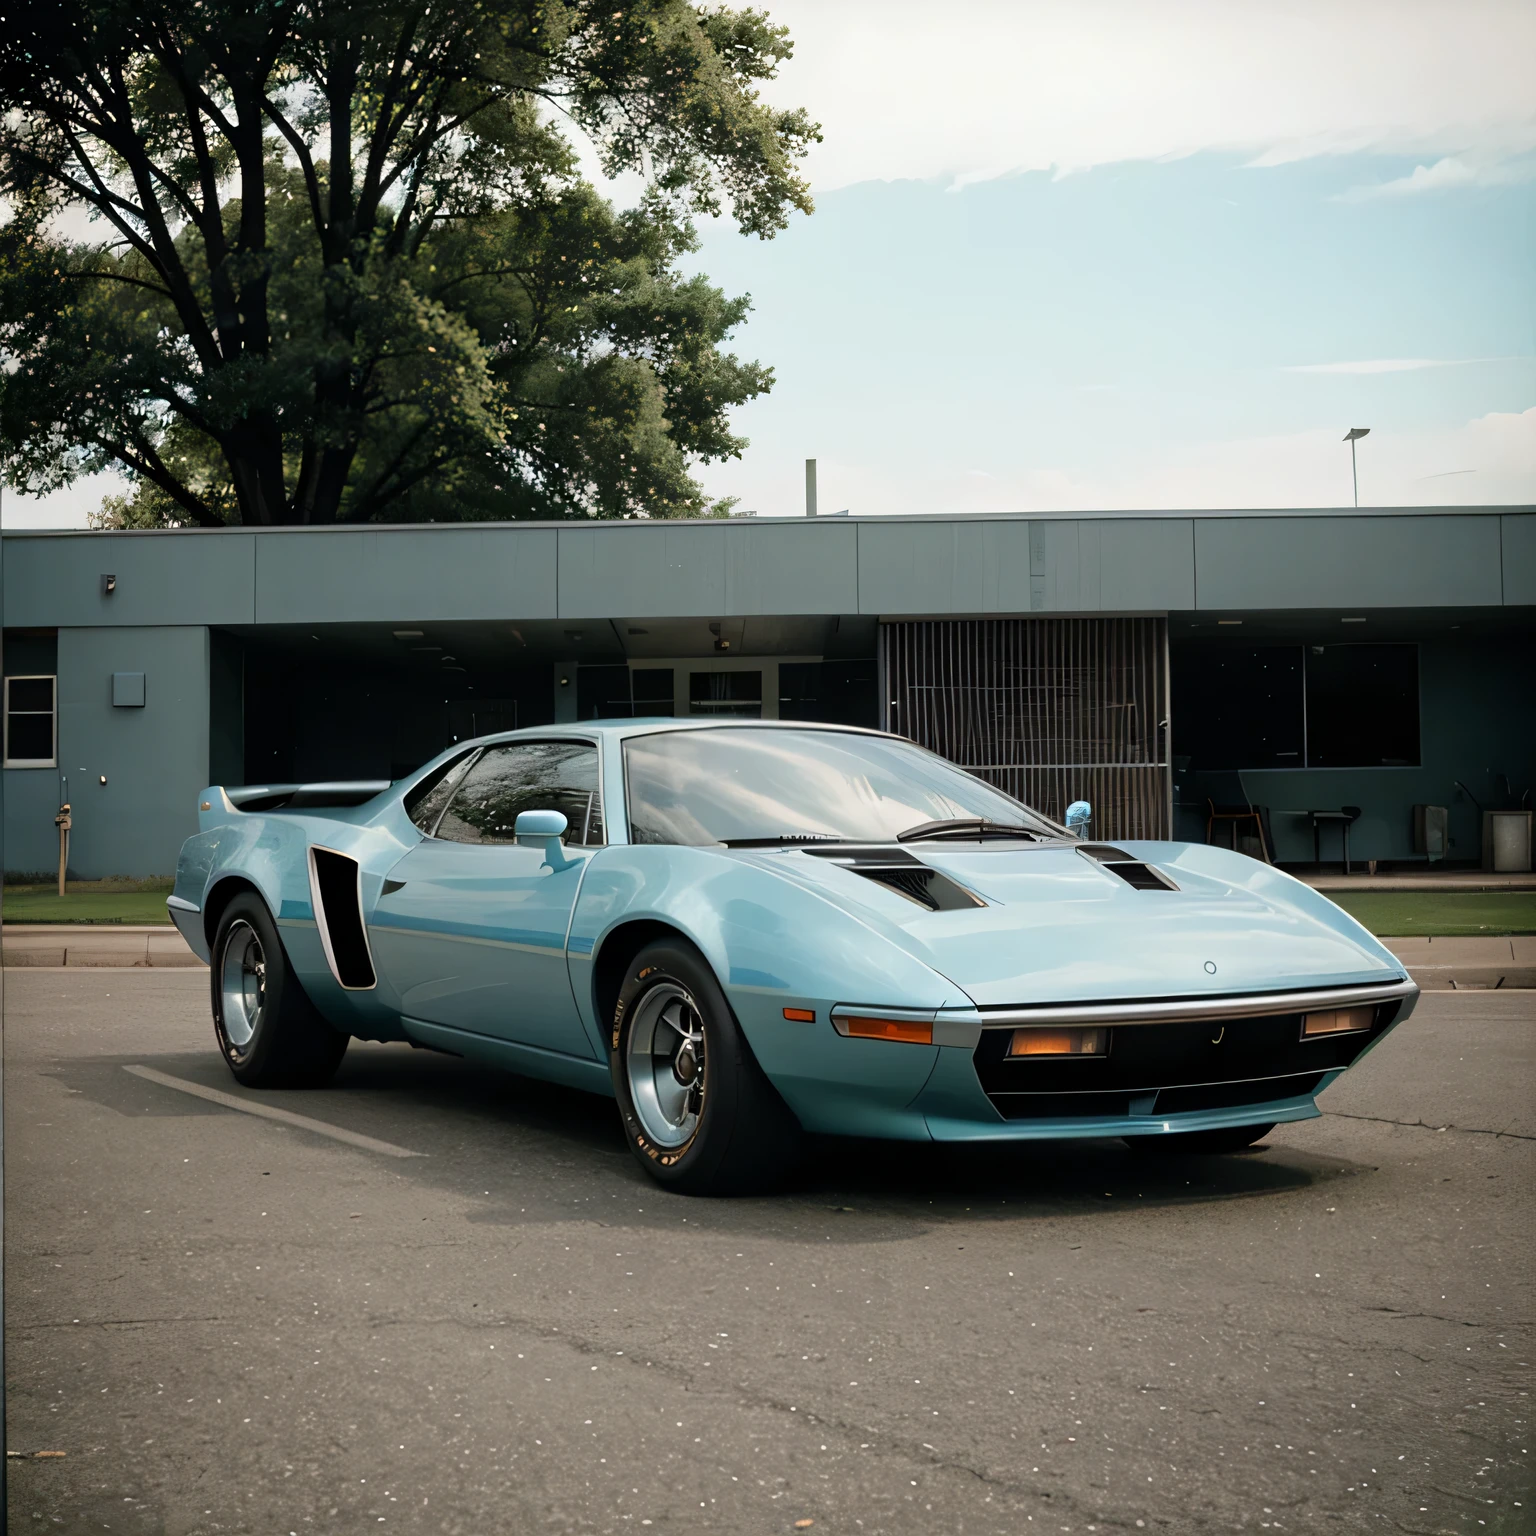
top-left (172, 802), bottom-right (416, 1042)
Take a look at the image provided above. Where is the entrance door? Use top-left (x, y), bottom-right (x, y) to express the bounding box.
top-left (369, 740), bottom-right (604, 1058)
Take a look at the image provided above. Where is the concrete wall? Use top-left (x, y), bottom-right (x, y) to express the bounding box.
top-left (49, 627), bottom-right (210, 878)
top-left (6, 508), bottom-right (1528, 625)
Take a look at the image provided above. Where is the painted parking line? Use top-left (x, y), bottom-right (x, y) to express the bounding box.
top-left (122, 1065), bottom-right (425, 1159)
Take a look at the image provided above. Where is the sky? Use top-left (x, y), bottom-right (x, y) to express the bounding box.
top-left (6, 0), bottom-right (1534, 525)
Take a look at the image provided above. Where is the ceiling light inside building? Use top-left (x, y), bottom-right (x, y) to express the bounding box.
top-left (1217, 619), bottom-right (1242, 626)
top-left (1341, 617), bottom-right (1367, 624)
top-left (393, 629), bottom-right (424, 639)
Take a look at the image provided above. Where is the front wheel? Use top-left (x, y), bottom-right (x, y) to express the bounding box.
top-left (609, 939), bottom-right (801, 1195)
top-left (1123, 1122), bottom-right (1276, 1154)
top-left (212, 894), bottom-right (348, 1088)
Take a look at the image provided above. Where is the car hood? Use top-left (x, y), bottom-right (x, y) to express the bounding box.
top-left (730, 839), bottom-right (1404, 1007)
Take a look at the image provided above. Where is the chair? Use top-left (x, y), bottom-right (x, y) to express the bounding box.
top-left (1204, 770), bottom-right (1273, 864)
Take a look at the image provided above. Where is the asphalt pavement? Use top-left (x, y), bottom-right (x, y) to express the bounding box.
top-left (3, 971), bottom-right (1531, 1535)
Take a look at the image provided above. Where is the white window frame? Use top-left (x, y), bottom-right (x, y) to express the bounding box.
top-left (4, 674), bottom-right (58, 768)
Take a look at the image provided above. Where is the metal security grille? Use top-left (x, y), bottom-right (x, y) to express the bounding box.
top-left (880, 618), bottom-right (1170, 840)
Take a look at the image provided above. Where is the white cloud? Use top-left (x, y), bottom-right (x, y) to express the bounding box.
top-left (1282, 358), bottom-right (1513, 375)
top-left (753, 0), bottom-right (1536, 189)
top-left (1336, 154), bottom-right (1536, 200)
top-left (699, 408), bottom-right (1536, 516)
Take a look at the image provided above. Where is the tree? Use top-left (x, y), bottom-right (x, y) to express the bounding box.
top-left (0, 0), bottom-right (816, 525)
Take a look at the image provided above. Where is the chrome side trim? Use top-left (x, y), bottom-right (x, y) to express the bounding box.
top-left (165, 894), bottom-right (200, 913)
top-left (307, 844), bottom-right (378, 991)
top-left (978, 978), bottom-right (1417, 1030)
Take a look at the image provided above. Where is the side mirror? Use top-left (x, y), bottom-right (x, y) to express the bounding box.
top-left (515, 808), bottom-right (569, 857)
top-left (1065, 800), bottom-right (1092, 836)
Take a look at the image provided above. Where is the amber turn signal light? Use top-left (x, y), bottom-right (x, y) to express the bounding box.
top-left (782, 1007), bottom-right (816, 1023)
top-left (844, 1016), bottom-right (933, 1045)
top-left (1008, 1027), bottom-right (1107, 1057)
top-left (1302, 1007), bottom-right (1373, 1037)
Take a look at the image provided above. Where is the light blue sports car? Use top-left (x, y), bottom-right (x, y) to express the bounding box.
top-left (169, 720), bottom-right (1417, 1193)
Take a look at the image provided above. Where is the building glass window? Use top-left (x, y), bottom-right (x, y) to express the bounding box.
top-left (689, 670), bottom-right (762, 718)
top-left (1174, 646), bottom-right (1305, 770)
top-left (4, 675), bottom-right (57, 767)
top-left (1305, 644), bottom-right (1420, 767)
top-left (435, 741), bottom-right (603, 845)
top-left (1172, 642), bottom-right (1420, 770)
top-left (632, 669), bottom-right (675, 716)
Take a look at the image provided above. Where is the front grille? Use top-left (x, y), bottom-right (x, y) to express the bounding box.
top-left (973, 1004), bottom-right (1397, 1121)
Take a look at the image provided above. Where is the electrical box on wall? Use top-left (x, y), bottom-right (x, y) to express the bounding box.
top-left (111, 672), bottom-right (146, 708)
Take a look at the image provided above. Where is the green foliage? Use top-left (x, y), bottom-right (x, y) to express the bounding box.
top-left (0, 1), bottom-right (816, 525)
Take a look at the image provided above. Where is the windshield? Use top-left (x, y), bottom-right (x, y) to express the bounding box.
top-left (622, 727), bottom-right (1061, 846)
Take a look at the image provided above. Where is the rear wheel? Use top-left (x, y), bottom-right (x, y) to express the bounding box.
top-left (609, 938), bottom-right (801, 1195)
top-left (212, 894), bottom-right (348, 1088)
top-left (1123, 1122), bottom-right (1276, 1154)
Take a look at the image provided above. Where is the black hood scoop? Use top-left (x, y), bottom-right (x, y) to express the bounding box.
top-left (1077, 844), bottom-right (1180, 892)
top-left (800, 845), bottom-right (986, 913)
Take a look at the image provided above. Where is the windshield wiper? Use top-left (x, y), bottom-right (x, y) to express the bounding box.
top-left (896, 817), bottom-right (1044, 843)
top-left (720, 833), bottom-right (852, 848)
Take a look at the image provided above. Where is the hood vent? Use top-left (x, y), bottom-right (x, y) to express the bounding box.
top-left (1077, 844), bottom-right (1180, 892)
top-left (800, 845), bottom-right (986, 913)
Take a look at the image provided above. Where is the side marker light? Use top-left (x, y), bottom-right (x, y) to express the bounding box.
top-left (783, 1007), bottom-right (815, 1023)
top-left (844, 1016), bottom-right (933, 1045)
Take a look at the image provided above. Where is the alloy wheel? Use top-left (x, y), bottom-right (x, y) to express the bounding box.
top-left (625, 981), bottom-right (707, 1148)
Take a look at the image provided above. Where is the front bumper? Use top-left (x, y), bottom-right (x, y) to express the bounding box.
top-left (909, 976), bottom-right (1416, 1141)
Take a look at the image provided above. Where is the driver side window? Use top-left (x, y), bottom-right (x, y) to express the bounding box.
top-left (435, 741), bottom-right (603, 846)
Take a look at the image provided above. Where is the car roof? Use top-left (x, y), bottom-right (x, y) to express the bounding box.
top-left (467, 718), bottom-right (894, 747)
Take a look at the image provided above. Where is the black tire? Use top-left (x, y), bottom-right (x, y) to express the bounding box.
top-left (608, 938), bottom-right (802, 1195)
top-left (1123, 1122), bottom-right (1276, 1154)
top-left (211, 893), bottom-right (349, 1088)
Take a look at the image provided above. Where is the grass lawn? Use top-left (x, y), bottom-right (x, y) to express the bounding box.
top-left (1324, 890), bottom-right (1536, 937)
top-left (3, 877), bottom-right (173, 925)
top-left (2, 877), bottom-right (1531, 936)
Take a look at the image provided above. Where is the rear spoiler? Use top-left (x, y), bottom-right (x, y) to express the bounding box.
top-left (210, 781), bottom-right (393, 813)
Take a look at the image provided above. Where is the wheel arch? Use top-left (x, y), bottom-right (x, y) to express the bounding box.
top-left (591, 918), bottom-right (700, 1041)
top-left (202, 874), bottom-right (267, 949)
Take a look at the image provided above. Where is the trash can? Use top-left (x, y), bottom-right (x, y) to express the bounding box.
top-left (1413, 804), bottom-right (1448, 862)
top-left (1483, 810), bottom-right (1533, 873)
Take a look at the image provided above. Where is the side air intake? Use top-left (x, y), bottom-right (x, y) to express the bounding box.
top-left (307, 846), bottom-right (377, 989)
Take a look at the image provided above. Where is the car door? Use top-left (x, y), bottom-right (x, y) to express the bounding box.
top-left (369, 739), bottom-right (604, 1059)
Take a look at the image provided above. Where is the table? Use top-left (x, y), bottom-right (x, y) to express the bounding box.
top-left (1288, 809), bottom-right (1361, 874)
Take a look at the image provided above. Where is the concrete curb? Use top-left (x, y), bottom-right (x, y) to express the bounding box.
top-left (2, 924), bottom-right (202, 969)
top-left (1383, 935), bottom-right (1536, 991)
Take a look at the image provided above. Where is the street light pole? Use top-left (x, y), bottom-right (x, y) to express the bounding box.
top-left (1343, 427), bottom-right (1370, 508)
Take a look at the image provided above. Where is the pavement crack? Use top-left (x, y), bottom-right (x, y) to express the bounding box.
top-left (1362, 1306), bottom-right (1490, 1329)
top-left (1324, 1110), bottom-right (1534, 1140)
top-left (17, 1316), bottom-right (236, 1330)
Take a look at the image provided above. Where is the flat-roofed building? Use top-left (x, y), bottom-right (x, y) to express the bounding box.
top-left (2, 505), bottom-right (1532, 877)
